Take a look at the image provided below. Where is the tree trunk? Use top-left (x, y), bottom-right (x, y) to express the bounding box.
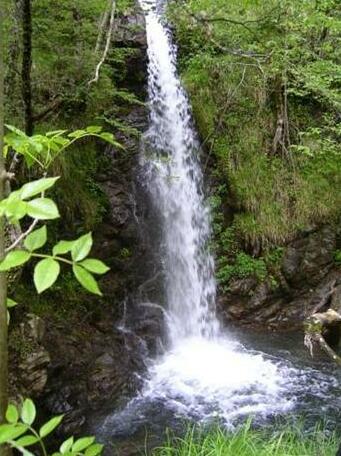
top-left (4, 0), bottom-right (21, 121)
top-left (22, 0), bottom-right (33, 136)
top-left (0, 0), bottom-right (9, 452)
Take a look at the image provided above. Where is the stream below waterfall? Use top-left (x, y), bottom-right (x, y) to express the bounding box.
top-left (93, 329), bottom-right (340, 455)
top-left (90, 0), bottom-right (340, 453)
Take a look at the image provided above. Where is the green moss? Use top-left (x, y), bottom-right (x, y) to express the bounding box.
top-left (12, 272), bottom-right (95, 321)
top-left (9, 328), bottom-right (36, 358)
top-left (334, 250), bottom-right (341, 266)
top-left (52, 141), bottom-right (110, 232)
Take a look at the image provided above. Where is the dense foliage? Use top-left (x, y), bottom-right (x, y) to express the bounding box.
top-left (3, 0), bottom-right (139, 230)
top-left (170, 0), bottom-right (341, 286)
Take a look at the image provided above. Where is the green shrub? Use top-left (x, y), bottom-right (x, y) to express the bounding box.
top-left (217, 252), bottom-right (267, 285)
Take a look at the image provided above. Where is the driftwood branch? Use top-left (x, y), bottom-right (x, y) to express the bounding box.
top-left (304, 308), bottom-right (341, 366)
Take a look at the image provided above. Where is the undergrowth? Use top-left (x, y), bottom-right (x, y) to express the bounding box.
top-left (153, 422), bottom-right (339, 456)
top-left (171, 0), bottom-right (341, 248)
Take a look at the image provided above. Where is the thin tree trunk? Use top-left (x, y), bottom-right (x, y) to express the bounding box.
top-left (5, 0), bottom-right (21, 119)
top-left (22, 0), bottom-right (33, 136)
top-left (0, 0), bottom-right (9, 449)
top-left (88, 0), bottom-right (116, 86)
top-left (95, 0), bottom-right (112, 53)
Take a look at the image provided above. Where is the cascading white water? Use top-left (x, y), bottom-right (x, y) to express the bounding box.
top-left (141, 0), bottom-right (218, 342)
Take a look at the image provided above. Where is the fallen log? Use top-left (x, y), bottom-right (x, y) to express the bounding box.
top-left (304, 308), bottom-right (341, 366)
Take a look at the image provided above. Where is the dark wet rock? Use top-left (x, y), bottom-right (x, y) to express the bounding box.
top-left (18, 350), bottom-right (50, 395)
top-left (115, 8), bottom-right (146, 47)
top-left (130, 302), bottom-right (167, 355)
top-left (40, 312), bottom-right (146, 435)
top-left (229, 277), bottom-right (258, 295)
top-left (282, 226), bottom-right (336, 287)
top-left (331, 285), bottom-right (341, 313)
top-left (219, 225), bottom-right (341, 329)
top-left (9, 314), bottom-right (50, 400)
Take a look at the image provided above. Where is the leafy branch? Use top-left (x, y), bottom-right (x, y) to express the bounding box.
top-left (0, 181), bottom-right (109, 296)
top-left (1, 399), bottom-right (103, 456)
top-left (4, 125), bottom-right (123, 171)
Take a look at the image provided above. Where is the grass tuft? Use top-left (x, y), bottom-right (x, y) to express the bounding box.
top-left (152, 422), bottom-right (339, 456)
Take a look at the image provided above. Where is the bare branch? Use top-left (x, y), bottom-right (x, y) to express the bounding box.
top-left (95, 0), bottom-right (112, 52)
top-left (304, 308), bottom-right (341, 366)
top-left (5, 218), bottom-right (38, 253)
top-left (88, 0), bottom-right (116, 86)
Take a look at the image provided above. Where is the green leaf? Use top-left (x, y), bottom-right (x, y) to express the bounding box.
top-left (0, 250), bottom-right (31, 271)
top-left (85, 443), bottom-right (104, 456)
top-left (73, 265), bottom-right (102, 296)
top-left (24, 226), bottom-right (47, 251)
top-left (68, 129), bottom-right (86, 138)
top-left (39, 415), bottom-right (63, 438)
top-left (7, 298), bottom-right (18, 308)
top-left (15, 448), bottom-right (34, 456)
top-left (79, 259), bottom-right (110, 275)
top-left (3, 200), bottom-right (28, 221)
top-left (52, 240), bottom-right (76, 256)
top-left (21, 177), bottom-right (59, 200)
top-left (46, 130), bottom-right (68, 137)
top-left (15, 435), bottom-right (39, 447)
top-left (86, 126), bottom-right (102, 133)
top-left (72, 437), bottom-right (95, 453)
top-left (27, 198), bottom-right (59, 220)
top-left (5, 124), bottom-right (27, 137)
top-left (99, 132), bottom-right (124, 149)
top-left (60, 436), bottom-right (74, 454)
top-left (71, 233), bottom-right (93, 262)
top-left (21, 399), bottom-right (36, 425)
top-left (0, 424), bottom-right (28, 444)
top-left (6, 299), bottom-right (18, 324)
top-left (34, 258), bottom-right (60, 294)
top-left (6, 404), bottom-right (19, 424)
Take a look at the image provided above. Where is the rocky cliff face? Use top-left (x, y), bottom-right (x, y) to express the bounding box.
top-left (219, 224), bottom-right (341, 329)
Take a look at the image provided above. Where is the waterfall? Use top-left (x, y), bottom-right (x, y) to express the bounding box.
top-left (141, 0), bottom-right (218, 343)
top-left (106, 0), bottom-right (322, 427)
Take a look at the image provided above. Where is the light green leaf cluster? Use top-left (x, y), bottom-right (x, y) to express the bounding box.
top-left (0, 230), bottom-right (109, 296)
top-left (0, 170), bottom-right (109, 296)
top-left (4, 125), bottom-right (123, 171)
top-left (0, 400), bottom-right (103, 456)
top-left (0, 177), bottom-right (59, 223)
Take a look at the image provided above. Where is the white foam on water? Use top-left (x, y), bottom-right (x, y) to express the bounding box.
top-left (142, 336), bottom-right (294, 423)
